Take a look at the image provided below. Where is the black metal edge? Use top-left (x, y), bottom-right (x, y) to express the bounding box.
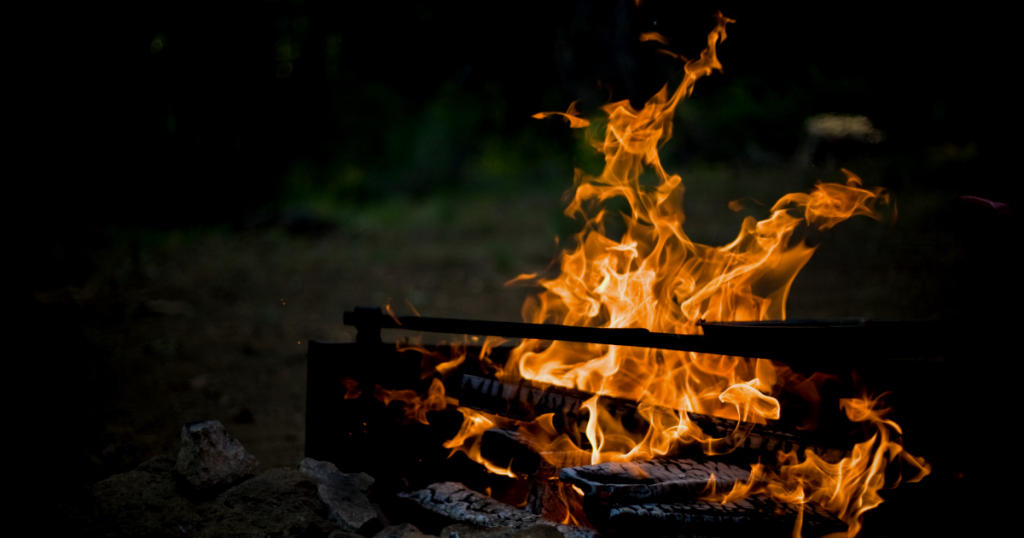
top-left (341, 307), bottom-right (950, 360)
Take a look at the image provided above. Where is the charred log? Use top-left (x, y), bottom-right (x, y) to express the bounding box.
top-left (559, 458), bottom-right (749, 504)
top-left (603, 495), bottom-right (843, 537)
top-left (460, 374), bottom-right (848, 465)
top-left (480, 429), bottom-right (546, 476)
top-left (398, 482), bottom-right (597, 538)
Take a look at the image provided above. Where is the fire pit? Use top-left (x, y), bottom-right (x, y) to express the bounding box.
top-left (306, 311), bottom-right (951, 537)
top-left (302, 12), bottom-right (974, 538)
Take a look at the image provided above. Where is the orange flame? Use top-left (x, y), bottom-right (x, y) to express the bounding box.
top-left (504, 11), bottom-right (889, 447)
top-left (498, 11), bottom-right (920, 535)
top-left (374, 378), bottom-right (456, 425)
top-left (392, 11), bottom-right (925, 536)
top-left (706, 395), bottom-right (931, 536)
top-left (444, 407), bottom-right (519, 478)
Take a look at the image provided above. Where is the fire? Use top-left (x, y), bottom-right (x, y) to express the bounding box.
top-left (444, 407), bottom-right (520, 478)
top-left (507, 13), bottom-right (889, 427)
top-left (705, 395), bottom-right (931, 535)
top-left (383, 11), bottom-right (927, 536)
top-left (373, 378), bottom-right (456, 425)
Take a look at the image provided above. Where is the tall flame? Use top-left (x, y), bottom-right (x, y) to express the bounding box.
top-left (501, 11), bottom-right (922, 535)
top-left (508, 13), bottom-right (889, 429)
top-left (387, 11), bottom-right (927, 536)
top-left (705, 395), bottom-right (931, 536)
top-left (506, 8), bottom-right (891, 442)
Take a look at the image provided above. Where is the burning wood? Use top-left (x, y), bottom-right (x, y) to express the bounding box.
top-left (603, 496), bottom-right (843, 536)
top-left (479, 428), bottom-right (548, 476)
top-left (558, 458), bottom-right (749, 504)
top-left (398, 482), bottom-right (597, 538)
top-left (552, 458), bottom-right (843, 535)
top-left (461, 374), bottom-right (849, 466)
top-left (317, 10), bottom-right (933, 538)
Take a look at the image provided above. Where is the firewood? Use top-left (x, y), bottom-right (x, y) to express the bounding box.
top-left (398, 482), bottom-right (598, 538)
top-left (604, 495), bottom-right (843, 536)
top-left (522, 473), bottom-right (595, 528)
top-left (558, 458), bottom-right (749, 504)
top-left (459, 375), bottom-right (848, 465)
top-left (480, 429), bottom-right (545, 476)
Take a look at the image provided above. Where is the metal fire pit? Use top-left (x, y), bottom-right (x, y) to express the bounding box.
top-left (305, 307), bottom-right (986, 536)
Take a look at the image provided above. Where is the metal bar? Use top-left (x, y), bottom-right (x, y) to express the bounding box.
top-left (343, 307), bottom-right (948, 360)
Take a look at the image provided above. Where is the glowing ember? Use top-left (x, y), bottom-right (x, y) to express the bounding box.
top-left (381, 11), bottom-right (929, 536)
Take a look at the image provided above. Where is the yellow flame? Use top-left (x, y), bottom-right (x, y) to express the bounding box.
top-left (705, 395), bottom-right (931, 536)
top-left (443, 407), bottom-right (519, 478)
top-left (498, 12), bottom-right (920, 535)
top-left (394, 12), bottom-right (926, 536)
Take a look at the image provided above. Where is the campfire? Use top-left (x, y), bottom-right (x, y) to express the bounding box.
top-left (309, 13), bottom-right (931, 537)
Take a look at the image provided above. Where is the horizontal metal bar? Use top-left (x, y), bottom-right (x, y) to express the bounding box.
top-left (343, 307), bottom-right (950, 361)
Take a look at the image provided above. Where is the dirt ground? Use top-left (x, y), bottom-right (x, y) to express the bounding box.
top-left (32, 165), bottom-right (1012, 490)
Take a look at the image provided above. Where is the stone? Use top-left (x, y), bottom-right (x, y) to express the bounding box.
top-left (90, 456), bottom-right (343, 537)
top-left (176, 420), bottom-right (259, 489)
top-left (91, 456), bottom-right (203, 537)
top-left (200, 468), bottom-right (340, 536)
top-left (373, 522), bottom-right (437, 538)
top-left (299, 457), bottom-right (375, 493)
top-left (298, 457), bottom-right (380, 534)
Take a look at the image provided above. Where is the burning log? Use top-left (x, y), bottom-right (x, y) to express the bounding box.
top-left (604, 496), bottom-right (843, 536)
top-left (555, 460), bottom-right (844, 535)
top-left (398, 482), bottom-right (597, 538)
top-left (479, 428), bottom-right (547, 476)
top-left (460, 374), bottom-right (848, 465)
top-left (558, 458), bottom-right (749, 504)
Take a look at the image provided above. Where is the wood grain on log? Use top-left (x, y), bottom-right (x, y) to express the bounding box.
top-left (480, 429), bottom-right (545, 476)
top-left (460, 375), bottom-right (848, 465)
top-left (559, 458), bottom-right (749, 504)
top-left (398, 482), bottom-right (597, 538)
top-left (605, 495), bottom-right (843, 535)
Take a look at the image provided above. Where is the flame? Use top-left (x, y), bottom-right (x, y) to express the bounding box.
top-left (444, 407), bottom-right (519, 478)
top-left (374, 378), bottom-right (456, 424)
top-left (341, 375), bottom-right (362, 400)
top-left (503, 11), bottom-right (891, 454)
top-left (501, 11), bottom-right (920, 535)
top-left (388, 11), bottom-right (926, 536)
top-left (705, 395), bottom-right (931, 536)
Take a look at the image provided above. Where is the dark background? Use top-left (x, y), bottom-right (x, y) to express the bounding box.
top-left (29, 2), bottom-right (1014, 261)
top-left (25, 1), bottom-right (1015, 535)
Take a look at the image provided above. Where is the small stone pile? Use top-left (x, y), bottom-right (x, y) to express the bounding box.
top-left (77, 420), bottom-right (571, 538)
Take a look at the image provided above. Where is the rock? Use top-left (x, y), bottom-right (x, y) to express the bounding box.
top-left (90, 456), bottom-right (349, 537)
top-left (298, 457), bottom-right (380, 534)
top-left (92, 456), bottom-right (203, 537)
top-left (201, 468), bottom-right (342, 537)
top-left (440, 524), bottom-right (564, 538)
top-left (176, 420), bottom-right (259, 489)
top-left (373, 522), bottom-right (437, 538)
top-left (299, 457), bottom-right (375, 493)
